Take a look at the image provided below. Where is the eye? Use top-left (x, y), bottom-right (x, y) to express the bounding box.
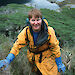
top-left (37, 19), bottom-right (41, 21)
top-left (31, 19), bottom-right (35, 21)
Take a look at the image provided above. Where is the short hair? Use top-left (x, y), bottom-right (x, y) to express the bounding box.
top-left (28, 8), bottom-right (42, 20)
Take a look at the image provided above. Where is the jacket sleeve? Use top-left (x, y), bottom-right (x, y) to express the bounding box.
top-left (48, 27), bottom-right (61, 58)
top-left (10, 27), bottom-right (28, 56)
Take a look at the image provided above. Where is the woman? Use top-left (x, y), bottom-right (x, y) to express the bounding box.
top-left (0, 9), bottom-right (65, 75)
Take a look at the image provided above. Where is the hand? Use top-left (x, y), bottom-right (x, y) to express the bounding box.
top-left (0, 53), bottom-right (15, 71)
top-left (0, 59), bottom-right (9, 71)
top-left (55, 57), bottom-right (66, 73)
top-left (57, 63), bottom-right (66, 72)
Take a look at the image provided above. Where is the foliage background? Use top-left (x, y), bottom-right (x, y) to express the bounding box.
top-left (0, 3), bottom-right (75, 75)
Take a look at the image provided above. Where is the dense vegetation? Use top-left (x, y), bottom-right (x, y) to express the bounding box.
top-left (0, 4), bottom-right (75, 75)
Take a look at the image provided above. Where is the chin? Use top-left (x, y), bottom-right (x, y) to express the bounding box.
top-left (33, 29), bottom-right (39, 32)
top-left (34, 28), bottom-right (39, 30)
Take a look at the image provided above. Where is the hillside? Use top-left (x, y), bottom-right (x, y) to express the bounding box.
top-left (41, 8), bottom-right (75, 47)
top-left (0, 4), bottom-right (75, 75)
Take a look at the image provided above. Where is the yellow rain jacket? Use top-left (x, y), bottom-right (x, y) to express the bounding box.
top-left (10, 19), bottom-right (61, 75)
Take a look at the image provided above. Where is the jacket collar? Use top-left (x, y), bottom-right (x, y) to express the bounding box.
top-left (29, 19), bottom-right (49, 47)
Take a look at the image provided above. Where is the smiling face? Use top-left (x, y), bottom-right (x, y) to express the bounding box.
top-left (29, 16), bottom-right (42, 32)
top-left (28, 9), bottom-right (42, 32)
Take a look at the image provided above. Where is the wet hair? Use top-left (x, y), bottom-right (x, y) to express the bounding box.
top-left (28, 8), bottom-right (42, 20)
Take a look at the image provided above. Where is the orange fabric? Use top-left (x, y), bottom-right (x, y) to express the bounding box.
top-left (48, 27), bottom-right (61, 58)
top-left (43, 19), bottom-right (48, 26)
top-left (27, 49), bottom-right (60, 75)
top-left (10, 19), bottom-right (61, 75)
top-left (10, 27), bottom-right (29, 56)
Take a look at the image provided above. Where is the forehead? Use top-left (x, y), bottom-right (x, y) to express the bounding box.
top-left (30, 16), bottom-right (41, 19)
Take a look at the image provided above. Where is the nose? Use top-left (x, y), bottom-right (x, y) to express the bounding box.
top-left (34, 21), bottom-right (38, 25)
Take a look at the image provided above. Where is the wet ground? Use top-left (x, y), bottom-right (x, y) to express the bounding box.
top-left (65, 4), bottom-right (75, 8)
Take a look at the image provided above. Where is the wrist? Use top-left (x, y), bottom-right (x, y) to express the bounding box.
top-left (6, 53), bottom-right (15, 64)
top-left (55, 57), bottom-right (66, 72)
top-left (55, 57), bottom-right (62, 65)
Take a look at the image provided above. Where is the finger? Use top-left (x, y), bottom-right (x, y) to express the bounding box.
top-left (4, 64), bottom-right (9, 71)
top-left (0, 63), bottom-right (4, 69)
top-left (58, 68), bottom-right (61, 72)
top-left (0, 62), bottom-right (6, 71)
top-left (60, 68), bottom-right (62, 72)
top-left (0, 65), bottom-right (5, 71)
top-left (0, 60), bottom-right (3, 65)
top-left (62, 67), bottom-right (65, 72)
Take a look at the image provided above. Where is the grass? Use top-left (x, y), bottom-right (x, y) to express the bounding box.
top-left (0, 4), bottom-right (32, 31)
top-left (41, 7), bottom-right (75, 47)
top-left (0, 3), bottom-right (75, 75)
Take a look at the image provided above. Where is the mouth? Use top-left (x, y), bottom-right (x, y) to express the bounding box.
top-left (32, 24), bottom-right (41, 32)
top-left (33, 24), bottom-right (40, 28)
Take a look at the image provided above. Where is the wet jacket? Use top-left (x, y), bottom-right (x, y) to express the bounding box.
top-left (10, 19), bottom-right (61, 75)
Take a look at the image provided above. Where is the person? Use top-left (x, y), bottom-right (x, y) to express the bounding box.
top-left (0, 8), bottom-right (66, 75)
